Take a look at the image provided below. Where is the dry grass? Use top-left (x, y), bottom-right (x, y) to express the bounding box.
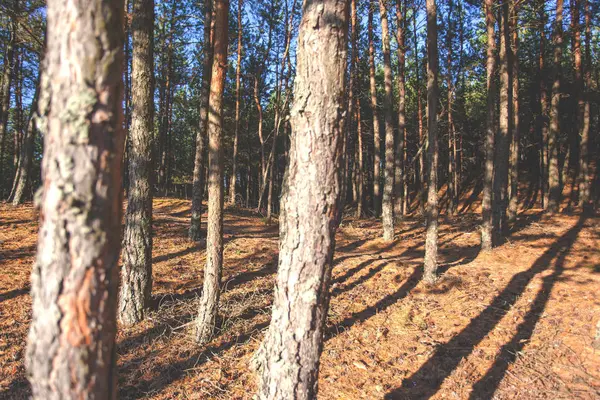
top-left (1, 198), bottom-right (599, 399)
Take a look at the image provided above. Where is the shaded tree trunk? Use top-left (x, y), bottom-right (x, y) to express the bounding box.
top-left (547, 0), bottom-right (563, 212)
top-left (25, 0), bottom-right (125, 396)
top-left (380, 0), bottom-right (395, 241)
top-left (0, 24), bottom-right (15, 196)
top-left (189, 0), bottom-right (213, 240)
top-left (368, 0), bottom-right (381, 217)
top-left (195, 0), bottom-right (228, 344)
top-left (578, 0), bottom-right (591, 209)
top-left (538, 1), bottom-right (549, 209)
top-left (446, 0), bottom-right (457, 215)
top-left (481, 0), bottom-right (496, 251)
top-left (394, 0), bottom-right (406, 217)
top-left (252, 0), bottom-right (348, 397)
top-left (414, 6), bottom-right (425, 213)
top-left (508, 3), bottom-right (520, 223)
top-left (351, 0), bottom-right (363, 218)
top-left (119, 0), bottom-right (155, 326)
top-left (423, 0), bottom-right (439, 284)
top-left (230, 0), bottom-right (243, 205)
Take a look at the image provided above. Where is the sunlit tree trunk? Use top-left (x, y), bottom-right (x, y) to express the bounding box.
top-left (423, 0), bottom-right (439, 284)
top-left (413, 6), bottom-right (425, 213)
top-left (446, 0), bottom-right (457, 216)
top-left (380, 0), bottom-right (395, 241)
top-left (25, 0), bottom-right (125, 396)
top-left (395, 0), bottom-right (406, 217)
top-left (368, 0), bottom-right (381, 217)
top-left (547, 0), bottom-right (563, 213)
top-left (481, 0), bottom-right (496, 251)
top-left (230, 0), bottom-right (243, 205)
top-left (195, 0), bottom-right (228, 344)
top-left (119, 0), bottom-right (155, 326)
top-left (252, 1), bottom-right (348, 397)
top-left (190, 0), bottom-right (213, 240)
top-left (0, 22), bottom-right (15, 195)
top-left (508, 3), bottom-right (520, 223)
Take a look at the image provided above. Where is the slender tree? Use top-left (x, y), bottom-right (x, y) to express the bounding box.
top-left (230, 0), bottom-right (243, 205)
top-left (394, 0), bottom-right (406, 217)
top-left (190, 0), bottom-right (213, 240)
top-left (446, 0), bottom-right (458, 215)
top-left (578, 0), bottom-right (591, 209)
top-left (547, 0), bottom-right (563, 212)
top-left (119, 0), bottom-right (155, 326)
top-left (25, 0), bottom-right (125, 396)
top-left (380, 0), bottom-right (395, 241)
top-left (538, 0), bottom-right (549, 208)
top-left (369, 0), bottom-right (382, 216)
top-left (508, 2), bottom-right (520, 223)
top-left (423, 0), bottom-right (439, 284)
top-left (252, 0), bottom-right (348, 397)
top-left (0, 21), bottom-right (15, 194)
top-left (481, 0), bottom-right (496, 251)
top-left (195, 0), bottom-right (229, 344)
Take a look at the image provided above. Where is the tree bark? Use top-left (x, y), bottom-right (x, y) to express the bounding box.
top-left (481, 0), bottom-right (496, 251)
top-left (547, 0), bottom-right (563, 213)
top-left (380, 0), bottom-right (395, 241)
top-left (578, 0), bottom-right (591, 209)
top-left (119, 0), bottom-right (154, 326)
top-left (25, 0), bottom-right (125, 396)
top-left (0, 24), bottom-right (15, 196)
top-left (368, 0), bottom-right (381, 217)
top-left (190, 0), bottom-right (213, 241)
top-left (414, 6), bottom-right (425, 213)
top-left (230, 0), bottom-right (243, 205)
top-left (395, 0), bottom-right (406, 217)
top-left (538, 0), bottom-right (549, 209)
top-left (493, 0), bottom-right (511, 241)
top-left (252, 1), bottom-right (348, 398)
top-left (446, 0), bottom-right (457, 216)
top-left (195, 0), bottom-right (228, 344)
top-left (423, 0), bottom-right (439, 284)
top-left (508, 3), bottom-right (520, 223)
top-left (351, 0), bottom-right (363, 218)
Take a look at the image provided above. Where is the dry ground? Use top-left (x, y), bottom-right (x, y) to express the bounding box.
top-left (1, 198), bottom-right (599, 399)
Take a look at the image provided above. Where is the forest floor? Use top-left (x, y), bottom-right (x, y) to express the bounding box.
top-left (1, 198), bottom-right (600, 399)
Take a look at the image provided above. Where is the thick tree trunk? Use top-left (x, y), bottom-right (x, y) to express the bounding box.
top-left (368, 0), bottom-right (381, 217)
top-left (119, 0), bottom-right (154, 326)
top-left (252, 1), bottom-right (348, 398)
top-left (508, 3), bottom-right (520, 223)
top-left (493, 0), bottom-right (511, 241)
top-left (578, 0), bottom-right (591, 209)
top-left (230, 0), bottom-right (243, 205)
top-left (395, 0), bottom-right (406, 217)
top-left (189, 0), bottom-right (213, 241)
top-left (481, 0), bottom-right (496, 251)
top-left (380, 0), bottom-right (395, 241)
top-left (25, 0), bottom-right (125, 396)
top-left (195, 0), bottom-right (228, 344)
top-left (423, 0), bottom-right (439, 284)
top-left (547, 0), bottom-right (563, 213)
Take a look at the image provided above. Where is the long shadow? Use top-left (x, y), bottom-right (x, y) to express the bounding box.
top-left (468, 215), bottom-right (586, 399)
top-left (384, 215), bottom-right (587, 399)
top-left (0, 286), bottom-right (30, 303)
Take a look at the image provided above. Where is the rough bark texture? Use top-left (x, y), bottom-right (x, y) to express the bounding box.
top-left (25, 0), bottom-right (125, 396)
top-left (547, 0), bottom-right (563, 213)
top-left (379, 0), bottom-right (395, 241)
top-left (394, 0), bottom-right (406, 217)
top-left (508, 4), bottom-right (519, 223)
top-left (493, 0), bottom-right (511, 241)
top-left (423, 0), bottom-right (438, 284)
top-left (119, 0), bottom-right (154, 326)
top-left (0, 25), bottom-right (14, 194)
top-left (578, 0), bottom-right (591, 209)
top-left (538, 1), bottom-right (549, 209)
top-left (368, 0), bottom-right (381, 217)
top-left (190, 0), bottom-right (213, 240)
top-left (230, 0), bottom-right (243, 205)
top-left (195, 0), bottom-right (228, 345)
top-left (481, 0), bottom-right (496, 251)
top-left (350, 0), bottom-right (363, 218)
top-left (252, 0), bottom-right (348, 398)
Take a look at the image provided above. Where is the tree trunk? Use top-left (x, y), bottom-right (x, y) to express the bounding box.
top-left (0, 25), bottom-right (15, 196)
top-left (493, 0), bottom-right (511, 241)
top-left (351, 0), bottom-right (363, 218)
top-left (538, 1), bottom-right (549, 209)
top-left (508, 3), bottom-right (520, 223)
top-left (547, 0), bottom-right (563, 213)
top-left (395, 0), bottom-right (406, 217)
top-left (481, 0), bottom-right (496, 251)
top-left (414, 7), bottom-right (425, 214)
top-left (119, 0), bottom-right (154, 326)
top-left (446, 0), bottom-right (457, 215)
top-left (423, 0), bottom-right (439, 284)
top-left (189, 0), bottom-right (213, 240)
top-left (368, 0), bottom-right (381, 217)
top-left (11, 71), bottom-right (40, 206)
top-left (230, 0), bottom-right (243, 205)
top-left (252, 1), bottom-right (348, 398)
top-left (25, 0), bottom-right (125, 396)
top-left (195, 0), bottom-right (228, 344)
top-left (380, 0), bottom-right (395, 241)
top-left (578, 0), bottom-right (591, 209)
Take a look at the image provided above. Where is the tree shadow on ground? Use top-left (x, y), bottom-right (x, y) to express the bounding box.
top-left (0, 286), bottom-right (30, 303)
top-left (384, 214), bottom-right (587, 399)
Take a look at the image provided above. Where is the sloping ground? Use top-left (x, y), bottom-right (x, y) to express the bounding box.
top-left (1, 198), bottom-right (599, 399)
